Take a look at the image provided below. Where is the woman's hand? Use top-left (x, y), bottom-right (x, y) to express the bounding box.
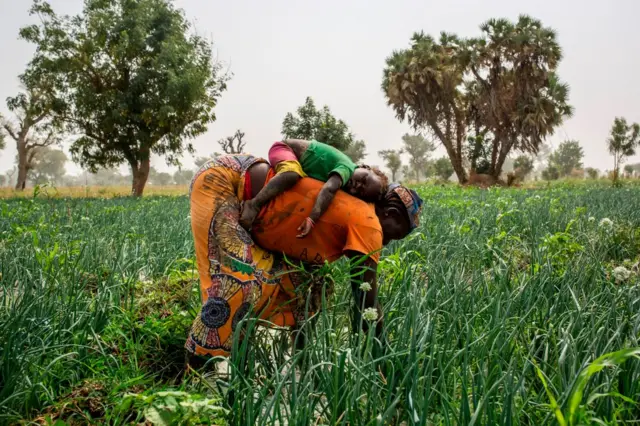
top-left (296, 217), bottom-right (315, 238)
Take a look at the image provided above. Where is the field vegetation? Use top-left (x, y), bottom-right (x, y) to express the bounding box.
top-left (1, 182), bottom-right (639, 425)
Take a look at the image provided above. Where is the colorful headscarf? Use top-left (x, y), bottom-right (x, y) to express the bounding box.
top-left (386, 183), bottom-right (424, 232)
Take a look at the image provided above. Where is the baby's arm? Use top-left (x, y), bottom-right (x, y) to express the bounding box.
top-left (297, 174), bottom-right (342, 238)
top-left (309, 174), bottom-right (343, 222)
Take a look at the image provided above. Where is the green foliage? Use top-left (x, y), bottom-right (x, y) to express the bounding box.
top-left (26, 147), bottom-right (68, 185)
top-left (378, 149), bottom-right (402, 181)
top-left (281, 97), bottom-right (367, 163)
top-left (513, 155), bottom-right (535, 180)
top-left (432, 156), bottom-right (454, 180)
top-left (549, 140), bottom-right (584, 177)
top-left (608, 117), bottom-right (640, 182)
top-left (585, 167), bottom-right (599, 180)
top-left (542, 164), bottom-right (560, 181)
top-left (2, 184), bottom-right (640, 424)
top-left (383, 16), bottom-right (573, 181)
top-left (401, 133), bottom-right (435, 182)
top-left (123, 391), bottom-right (228, 425)
top-left (21, 0), bottom-right (229, 195)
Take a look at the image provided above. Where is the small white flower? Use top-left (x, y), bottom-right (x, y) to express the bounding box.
top-left (359, 282), bottom-right (372, 292)
top-left (588, 216), bottom-right (595, 223)
top-left (362, 307), bottom-right (379, 322)
top-left (612, 266), bottom-right (631, 282)
top-left (599, 218), bottom-right (613, 229)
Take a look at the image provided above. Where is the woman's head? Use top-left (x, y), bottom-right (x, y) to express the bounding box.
top-left (375, 184), bottom-right (423, 245)
top-left (347, 166), bottom-right (389, 202)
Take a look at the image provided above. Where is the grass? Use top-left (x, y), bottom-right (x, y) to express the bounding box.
top-left (1, 183), bottom-right (639, 425)
top-left (0, 184), bottom-right (189, 199)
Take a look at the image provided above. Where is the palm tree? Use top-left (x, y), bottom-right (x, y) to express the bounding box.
top-left (383, 32), bottom-right (468, 182)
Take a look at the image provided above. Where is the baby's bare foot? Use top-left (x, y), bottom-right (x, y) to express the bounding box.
top-left (239, 200), bottom-right (260, 230)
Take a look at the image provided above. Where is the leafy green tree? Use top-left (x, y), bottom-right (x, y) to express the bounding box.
top-left (549, 140), bottom-right (584, 177)
top-left (173, 169), bottom-right (194, 185)
top-left (541, 164), bottom-right (560, 181)
top-left (585, 167), bottom-right (599, 180)
top-left (382, 16), bottom-right (572, 183)
top-left (401, 134), bottom-right (435, 182)
top-left (433, 156), bottom-right (454, 181)
top-left (282, 97), bottom-right (366, 163)
top-left (28, 147), bottom-right (67, 185)
top-left (607, 117), bottom-right (640, 182)
top-left (624, 164), bottom-right (634, 178)
top-left (21, 0), bottom-right (228, 196)
top-left (513, 155), bottom-right (534, 180)
top-left (1, 76), bottom-right (60, 190)
top-left (378, 149), bottom-right (402, 181)
top-left (344, 140), bottom-right (366, 164)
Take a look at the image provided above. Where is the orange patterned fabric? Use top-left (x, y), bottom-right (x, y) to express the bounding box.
top-left (252, 176), bottom-right (383, 264)
top-left (186, 155), bottom-right (307, 358)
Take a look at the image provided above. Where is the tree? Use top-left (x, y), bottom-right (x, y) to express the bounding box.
top-left (378, 149), bottom-right (402, 181)
top-left (607, 117), bottom-right (640, 182)
top-left (401, 134), bottom-right (435, 182)
top-left (541, 164), bottom-right (560, 181)
top-left (344, 140), bottom-right (366, 164)
top-left (624, 164), bottom-right (634, 178)
top-left (433, 156), bottom-right (454, 181)
top-left (1, 76), bottom-right (60, 190)
top-left (585, 167), bottom-right (599, 180)
top-left (513, 155), bottom-right (535, 180)
top-left (21, 0), bottom-right (229, 196)
top-left (282, 97), bottom-right (367, 162)
top-left (218, 130), bottom-right (246, 154)
top-left (174, 168), bottom-right (194, 185)
top-left (28, 147), bottom-right (67, 184)
top-left (549, 140), bottom-right (584, 177)
top-left (382, 16), bottom-right (573, 183)
top-left (148, 167), bottom-right (173, 185)
top-left (5, 167), bottom-right (17, 187)
top-left (88, 168), bottom-right (127, 186)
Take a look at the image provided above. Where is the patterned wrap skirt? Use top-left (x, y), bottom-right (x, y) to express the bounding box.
top-left (186, 154), bottom-right (312, 358)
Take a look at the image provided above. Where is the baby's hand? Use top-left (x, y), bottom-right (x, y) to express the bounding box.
top-left (296, 217), bottom-right (315, 238)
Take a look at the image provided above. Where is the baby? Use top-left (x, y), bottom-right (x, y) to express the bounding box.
top-left (240, 139), bottom-right (388, 237)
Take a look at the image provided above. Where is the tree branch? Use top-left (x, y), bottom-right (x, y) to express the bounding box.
top-left (2, 122), bottom-right (20, 142)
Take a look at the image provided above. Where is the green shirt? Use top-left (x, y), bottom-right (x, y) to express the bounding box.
top-left (299, 140), bottom-right (356, 187)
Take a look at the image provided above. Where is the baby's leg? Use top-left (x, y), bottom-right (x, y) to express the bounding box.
top-left (239, 142), bottom-right (305, 230)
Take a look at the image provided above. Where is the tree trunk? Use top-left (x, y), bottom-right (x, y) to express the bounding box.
top-left (130, 158), bottom-right (150, 197)
top-left (391, 170), bottom-right (397, 181)
top-left (15, 143), bottom-right (28, 191)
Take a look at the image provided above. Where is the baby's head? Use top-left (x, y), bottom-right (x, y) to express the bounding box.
top-left (347, 166), bottom-right (389, 202)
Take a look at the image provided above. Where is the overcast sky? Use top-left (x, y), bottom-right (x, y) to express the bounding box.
top-left (1, 0), bottom-right (639, 176)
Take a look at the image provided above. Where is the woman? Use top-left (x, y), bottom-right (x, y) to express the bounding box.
top-left (186, 154), bottom-right (421, 361)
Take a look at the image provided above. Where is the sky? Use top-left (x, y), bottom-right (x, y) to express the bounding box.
top-left (1, 0), bottom-right (639, 177)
